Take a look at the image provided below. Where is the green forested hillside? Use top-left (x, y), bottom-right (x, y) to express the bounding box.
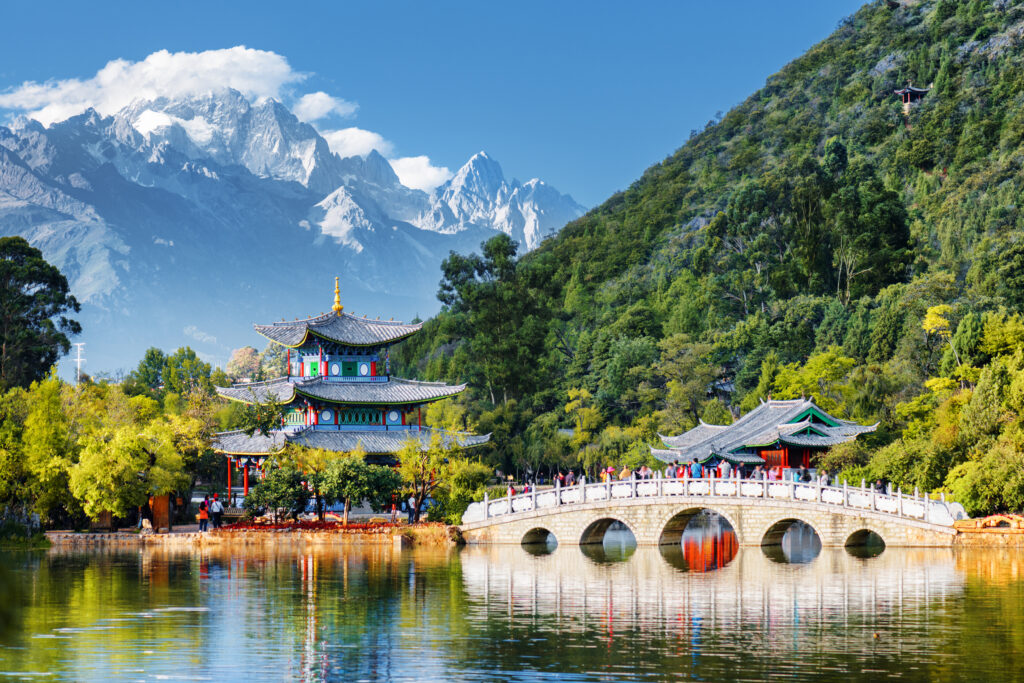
top-left (395, 0), bottom-right (1024, 515)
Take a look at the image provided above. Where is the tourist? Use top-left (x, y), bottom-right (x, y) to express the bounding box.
top-left (210, 493), bottom-right (224, 529)
top-left (665, 462), bottom-right (677, 479)
top-left (720, 460), bottom-right (732, 479)
top-left (507, 483), bottom-right (517, 498)
top-left (566, 470), bottom-right (576, 486)
top-left (523, 482), bottom-right (531, 494)
top-left (619, 466), bottom-right (632, 481)
top-left (407, 494), bottom-right (417, 523)
top-left (679, 462), bottom-right (688, 479)
top-left (767, 466), bottom-right (779, 481)
top-left (197, 500), bottom-right (209, 532)
top-left (689, 459), bottom-right (702, 479)
top-left (818, 470), bottom-right (830, 486)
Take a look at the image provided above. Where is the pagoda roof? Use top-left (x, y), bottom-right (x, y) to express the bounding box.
top-left (894, 84), bottom-right (930, 94)
top-left (212, 426), bottom-right (490, 456)
top-left (651, 398), bottom-right (877, 465)
top-left (215, 376), bottom-right (466, 406)
top-left (650, 448), bottom-right (765, 466)
top-left (254, 311), bottom-right (422, 348)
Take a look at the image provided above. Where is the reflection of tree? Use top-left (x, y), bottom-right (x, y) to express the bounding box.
top-left (8, 546), bottom-right (1024, 680)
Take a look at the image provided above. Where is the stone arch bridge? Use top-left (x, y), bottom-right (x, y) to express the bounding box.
top-left (460, 478), bottom-right (965, 548)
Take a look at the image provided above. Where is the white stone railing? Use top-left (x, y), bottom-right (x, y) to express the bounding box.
top-left (461, 476), bottom-right (968, 527)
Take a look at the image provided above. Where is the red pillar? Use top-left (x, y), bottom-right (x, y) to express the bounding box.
top-left (243, 465), bottom-right (250, 497)
top-left (286, 349), bottom-right (290, 377)
top-left (227, 457), bottom-right (232, 506)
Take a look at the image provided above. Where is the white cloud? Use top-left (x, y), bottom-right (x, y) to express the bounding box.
top-left (0, 46), bottom-right (304, 126)
top-left (389, 155), bottom-right (453, 192)
top-left (321, 127), bottom-right (394, 158)
top-left (183, 325), bottom-right (217, 345)
top-left (293, 91), bottom-right (357, 122)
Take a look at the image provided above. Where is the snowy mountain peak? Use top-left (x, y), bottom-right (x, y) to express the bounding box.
top-left (448, 150), bottom-right (506, 198)
top-left (116, 88), bottom-right (345, 193)
top-left (0, 89), bottom-right (585, 372)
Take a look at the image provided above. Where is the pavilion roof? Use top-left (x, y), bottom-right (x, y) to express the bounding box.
top-left (212, 426), bottom-right (490, 456)
top-left (254, 311), bottom-right (422, 348)
top-left (215, 376), bottom-right (466, 406)
top-left (651, 398), bottom-right (877, 465)
top-left (894, 84), bottom-right (930, 94)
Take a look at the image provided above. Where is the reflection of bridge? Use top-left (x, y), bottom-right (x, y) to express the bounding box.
top-left (460, 478), bottom-right (965, 547)
top-left (459, 545), bottom-right (965, 637)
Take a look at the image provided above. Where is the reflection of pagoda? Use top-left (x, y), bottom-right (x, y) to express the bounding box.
top-left (213, 278), bottom-right (489, 496)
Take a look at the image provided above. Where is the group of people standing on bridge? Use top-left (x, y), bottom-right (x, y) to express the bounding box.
top-left (503, 461), bottom-right (841, 498)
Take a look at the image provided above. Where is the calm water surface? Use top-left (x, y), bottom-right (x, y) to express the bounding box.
top-left (2, 522), bottom-right (1023, 682)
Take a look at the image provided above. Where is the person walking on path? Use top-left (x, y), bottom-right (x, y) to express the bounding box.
top-left (198, 501), bottom-right (209, 532)
top-left (407, 494), bottom-right (417, 524)
top-left (210, 494), bottom-right (224, 529)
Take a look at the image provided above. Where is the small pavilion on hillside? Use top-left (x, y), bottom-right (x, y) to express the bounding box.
top-left (894, 82), bottom-right (930, 114)
top-left (651, 398), bottom-right (877, 474)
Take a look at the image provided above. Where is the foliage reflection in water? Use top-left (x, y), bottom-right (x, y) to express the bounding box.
top-left (3, 544), bottom-right (1024, 681)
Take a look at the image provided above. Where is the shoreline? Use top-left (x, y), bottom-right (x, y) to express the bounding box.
top-left (45, 524), bottom-right (459, 549)
top-left (41, 526), bottom-right (1024, 549)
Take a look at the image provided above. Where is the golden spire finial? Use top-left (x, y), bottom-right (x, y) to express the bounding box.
top-left (332, 276), bottom-right (343, 315)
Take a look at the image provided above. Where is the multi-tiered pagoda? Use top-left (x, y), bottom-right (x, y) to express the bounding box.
top-left (213, 279), bottom-right (489, 496)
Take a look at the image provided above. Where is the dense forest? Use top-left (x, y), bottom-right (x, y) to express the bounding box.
top-left (393, 0), bottom-right (1024, 515)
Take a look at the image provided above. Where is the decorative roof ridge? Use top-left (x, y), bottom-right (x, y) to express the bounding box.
top-left (215, 376), bottom-right (289, 391)
top-left (213, 428), bottom-right (257, 436)
top-left (424, 427), bottom-right (492, 438)
top-left (257, 312), bottom-right (422, 329)
top-left (292, 375), bottom-right (466, 390)
top-left (389, 376), bottom-right (467, 388)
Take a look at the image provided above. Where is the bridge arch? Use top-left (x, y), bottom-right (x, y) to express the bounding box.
top-left (579, 517), bottom-right (637, 546)
top-left (760, 516), bottom-right (820, 547)
top-left (521, 527), bottom-right (558, 546)
top-left (657, 506), bottom-right (740, 546)
top-left (845, 528), bottom-right (886, 549)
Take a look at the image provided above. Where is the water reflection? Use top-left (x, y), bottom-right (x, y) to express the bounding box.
top-left (3, 544), bottom-right (1024, 681)
top-left (762, 520), bottom-right (822, 564)
top-left (661, 511), bottom-right (738, 572)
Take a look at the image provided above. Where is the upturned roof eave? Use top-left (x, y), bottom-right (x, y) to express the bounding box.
top-left (292, 383), bottom-right (467, 406)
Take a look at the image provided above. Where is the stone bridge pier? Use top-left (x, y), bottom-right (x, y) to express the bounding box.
top-left (460, 496), bottom-right (957, 548)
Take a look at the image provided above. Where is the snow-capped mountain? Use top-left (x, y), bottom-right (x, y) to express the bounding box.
top-left (417, 152), bottom-right (582, 250)
top-left (0, 89), bottom-right (585, 372)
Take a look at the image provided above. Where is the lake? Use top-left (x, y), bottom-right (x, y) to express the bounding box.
top-left (2, 522), bottom-right (1023, 681)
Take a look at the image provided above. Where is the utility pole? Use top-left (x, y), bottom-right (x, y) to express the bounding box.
top-left (72, 343), bottom-right (86, 384)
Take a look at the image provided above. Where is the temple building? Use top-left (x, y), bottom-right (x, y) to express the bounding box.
top-left (894, 83), bottom-right (929, 114)
top-left (651, 398), bottom-right (876, 473)
top-left (212, 278), bottom-right (489, 496)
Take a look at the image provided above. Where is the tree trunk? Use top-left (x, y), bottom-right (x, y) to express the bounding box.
top-left (343, 498), bottom-right (350, 527)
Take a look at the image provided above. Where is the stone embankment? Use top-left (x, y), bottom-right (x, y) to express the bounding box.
top-left (46, 524), bottom-right (456, 549)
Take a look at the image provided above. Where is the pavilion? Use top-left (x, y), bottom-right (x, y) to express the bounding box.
top-left (651, 398), bottom-right (877, 473)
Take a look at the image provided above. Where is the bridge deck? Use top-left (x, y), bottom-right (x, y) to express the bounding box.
top-left (461, 478), bottom-right (965, 547)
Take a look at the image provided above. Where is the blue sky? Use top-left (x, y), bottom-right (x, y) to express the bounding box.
top-left (0, 1), bottom-right (865, 207)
